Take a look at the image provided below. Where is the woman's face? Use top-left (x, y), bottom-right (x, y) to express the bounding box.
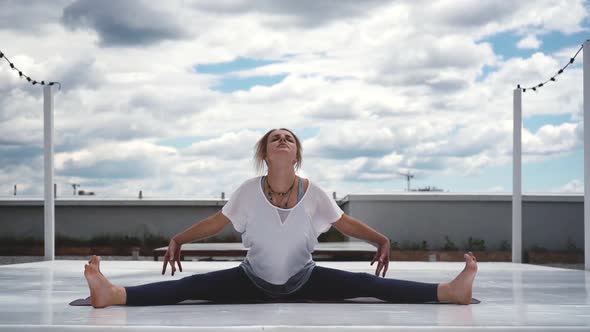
top-left (266, 129), bottom-right (297, 164)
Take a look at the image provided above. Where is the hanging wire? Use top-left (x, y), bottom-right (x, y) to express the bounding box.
top-left (517, 39), bottom-right (588, 93)
top-left (0, 49), bottom-right (61, 90)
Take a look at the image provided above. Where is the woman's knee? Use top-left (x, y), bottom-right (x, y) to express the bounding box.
top-left (295, 267), bottom-right (370, 296)
top-left (182, 267), bottom-right (265, 301)
top-left (311, 266), bottom-right (373, 282)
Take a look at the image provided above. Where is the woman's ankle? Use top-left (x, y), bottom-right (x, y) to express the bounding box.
top-left (113, 286), bottom-right (127, 305)
top-left (437, 282), bottom-right (451, 302)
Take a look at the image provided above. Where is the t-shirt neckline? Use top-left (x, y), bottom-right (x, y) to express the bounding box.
top-left (258, 175), bottom-right (311, 212)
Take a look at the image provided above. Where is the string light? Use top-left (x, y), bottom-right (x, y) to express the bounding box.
top-left (517, 40), bottom-right (587, 93)
top-left (0, 49), bottom-right (61, 90)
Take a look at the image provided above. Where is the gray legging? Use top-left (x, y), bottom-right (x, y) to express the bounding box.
top-left (124, 265), bottom-right (439, 305)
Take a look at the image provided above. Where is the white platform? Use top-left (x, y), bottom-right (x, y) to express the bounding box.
top-left (0, 260), bottom-right (589, 331)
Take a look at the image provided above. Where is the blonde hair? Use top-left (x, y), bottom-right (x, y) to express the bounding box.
top-left (253, 128), bottom-right (302, 175)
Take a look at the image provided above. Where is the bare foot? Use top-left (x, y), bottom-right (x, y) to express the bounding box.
top-left (84, 255), bottom-right (118, 308)
top-left (447, 252), bottom-right (478, 305)
top-left (87, 255), bottom-right (103, 275)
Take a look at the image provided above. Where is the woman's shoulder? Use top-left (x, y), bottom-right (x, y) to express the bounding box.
top-left (244, 176), bottom-right (262, 184)
top-left (301, 176), bottom-right (310, 193)
top-left (241, 176), bottom-right (262, 188)
top-left (304, 179), bottom-right (333, 199)
top-left (230, 177), bottom-right (261, 193)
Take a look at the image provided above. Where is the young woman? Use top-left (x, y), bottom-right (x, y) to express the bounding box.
top-left (83, 128), bottom-right (478, 308)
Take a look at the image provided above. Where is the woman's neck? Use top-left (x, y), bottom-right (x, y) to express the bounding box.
top-left (266, 168), bottom-right (297, 193)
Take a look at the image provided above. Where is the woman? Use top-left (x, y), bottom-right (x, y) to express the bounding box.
top-left (83, 128), bottom-right (478, 308)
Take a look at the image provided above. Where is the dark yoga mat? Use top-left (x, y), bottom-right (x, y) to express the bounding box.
top-left (69, 296), bottom-right (480, 306)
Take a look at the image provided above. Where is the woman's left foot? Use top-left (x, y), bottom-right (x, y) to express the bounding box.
top-left (447, 252), bottom-right (478, 305)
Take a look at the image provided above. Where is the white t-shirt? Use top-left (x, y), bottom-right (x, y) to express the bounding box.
top-left (221, 176), bottom-right (344, 285)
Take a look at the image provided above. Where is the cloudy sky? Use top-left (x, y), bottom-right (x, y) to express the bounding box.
top-left (0, 0), bottom-right (588, 198)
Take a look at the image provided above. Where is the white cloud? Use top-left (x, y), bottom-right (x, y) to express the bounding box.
top-left (486, 185), bottom-right (505, 192)
top-left (517, 35), bottom-right (541, 49)
top-left (183, 130), bottom-right (262, 159)
top-left (523, 123), bottom-right (581, 155)
top-left (558, 179), bottom-right (583, 193)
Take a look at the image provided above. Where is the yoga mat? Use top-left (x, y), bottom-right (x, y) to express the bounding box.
top-left (69, 297), bottom-right (480, 306)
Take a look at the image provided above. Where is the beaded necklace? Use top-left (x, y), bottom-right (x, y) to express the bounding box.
top-left (266, 175), bottom-right (297, 208)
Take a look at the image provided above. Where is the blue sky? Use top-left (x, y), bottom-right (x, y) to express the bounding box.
top-left (0, 1), bottom-right (588, 197)
top-left (481, 30), bottom-right (589, 60)
top-left (195, 57), bottom-right (287, 93)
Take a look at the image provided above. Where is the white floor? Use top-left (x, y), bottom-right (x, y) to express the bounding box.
top-left (0, 260), bottom-right (589, 331)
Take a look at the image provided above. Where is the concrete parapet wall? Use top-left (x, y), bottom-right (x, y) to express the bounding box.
top-left (0, 193), bottom-right (583, 251)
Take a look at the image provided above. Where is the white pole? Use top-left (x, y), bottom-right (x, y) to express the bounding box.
top-left (513, 88), bottom-right (522, 263)
top-left (43, 85), bottom-right (55, 261)
top-left (584, 40), bottom-right (589, 271)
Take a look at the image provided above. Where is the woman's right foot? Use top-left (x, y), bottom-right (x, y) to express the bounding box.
top-left (84, 255), bottom-right (121, 308)
top-left (446, 252), bottom-right (478, 305)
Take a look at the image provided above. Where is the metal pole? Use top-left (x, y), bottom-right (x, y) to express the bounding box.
top-left (583, 40), bottom-right (589, 271)
top-left (43, 85), bottom-right (55, 261)
top-left (513, 87), bottom-right (522, 263)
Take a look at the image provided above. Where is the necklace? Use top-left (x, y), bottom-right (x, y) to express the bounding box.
top-left (266, 175), bottom-right (297, 208)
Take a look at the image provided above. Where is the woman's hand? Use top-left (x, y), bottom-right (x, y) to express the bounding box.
top-left (162, 237), bottom-right (183, 276)
top-left (370, 239), bottom-right (390, 277)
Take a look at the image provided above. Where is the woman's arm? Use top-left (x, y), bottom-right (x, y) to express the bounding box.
top-left (172, 211), bottom-right (230, 245)
top-left (332, 213), bottom-right (390, 277)
top-left (332, 213), bottom-right (389, 247)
